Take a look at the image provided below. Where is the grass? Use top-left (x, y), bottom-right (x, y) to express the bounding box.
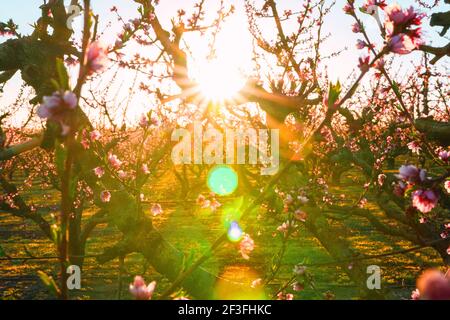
top-left (0, 168), bottom-right (443, 300)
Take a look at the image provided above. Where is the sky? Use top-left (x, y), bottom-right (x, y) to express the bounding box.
top-left (0, 0), bottom-right (448, 125)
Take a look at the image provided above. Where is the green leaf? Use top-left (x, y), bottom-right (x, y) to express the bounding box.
top-left (50, 79), bottom-right (61, 92)
top-left (182, 249), bottom-right (197, 273)
top-left (50, 225), bottom-right (61, 247)
top-left (56, 58), bottom-right (70, 90)
top-left (327, 81), bottom-right (341, 107)
top-left (37, 271), bottom-right (61, 298)
top-left (391, 80), bottom-right (400, 97)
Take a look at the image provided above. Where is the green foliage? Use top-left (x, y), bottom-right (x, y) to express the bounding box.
top-left (37, 271), bottom-right (60, 298)
top-left (56, 58), bottom-right (70, 90)
top-left (0, 19), bottom-right (18, 36)
top-left (327, 81), bottom-right (341, 108)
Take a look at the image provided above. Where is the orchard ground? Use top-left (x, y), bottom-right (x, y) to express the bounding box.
top-left (0, 164), bottom-right (442, 300)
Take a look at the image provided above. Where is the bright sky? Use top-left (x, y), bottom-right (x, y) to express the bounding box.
top-left (0, 0), bottom-right (448, 125)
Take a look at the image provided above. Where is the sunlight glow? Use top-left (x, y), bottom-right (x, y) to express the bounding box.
top-left (196, 60), bottom-right (246, 102)
top-left (214, 265), bottom-right (266, 300)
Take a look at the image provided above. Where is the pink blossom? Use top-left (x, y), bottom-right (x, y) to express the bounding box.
top-left (210, 199), bottom-right (221, 211)
top-left (444, 181), bottom-right (450, 193)
top-left (81, 139), bottom-right (90, 149)
top-left (129, 276), bottom-right (156, 300)
top-left (37, 91), bottom-right (78, 135)
top-left (396, 165), bottom-right (426, 184)
top-left (196, 194), bottom-right (208, 207)
top-left (411, 288), bottom-right (420, 300)
top-left (250, 278), bottom-right (262, 288)
top-left (343, 3), bottom-right (354, 15)
top-left (412, 189), bottom-right (439, 214)
top-left (293, 264), bottom-right (307, 275)
top-left (351, 23), bottom-right (361, 33)
top-left (151, 203), bottom-right (163, 216)
top-left (292, 282), bottom-right (304, 292)
top-left (419, 217), bottom-right (427, 224)
top-left (362, 0), bottom-right (387, 12)
top-left (131, 18), bottom-right (140, 28)
top-left (417, 269), bottom-right (450, 300)
top-left (142, 164), bottom-right (150, 174)
top-left (356, 39), bottom-right (367, 50)
top-left (284, 10), bottom-right (292, 18)
top-left (284, 194), bottom-right (294, 205)
top-left (358, 197), bottom-right (368, 208)
top-left (358, 55), bottom-right (370, 72)
top-left (384, 4), bottom-right (424, 55)
top-left (118, 170), bottom-right (127, 179)
top-left (123, 23), bottom-right (132, 32)
top-left (407, 141), bottom-right (421, 154)
top-left (439, 150), bottom-right (450, 162)
top-left (377, 174), bottom-right (386, 186)
top-left (373, 58), bottom-right (385, 70)
top-left (108, 154), bottom-right (122, 169)
top-left (277, 220), bottom-right (297, 236)
top-left (196, 194), bottom-right (220, 211)
top-left (150, 116), bottom-right (160, 126)
top-left (93, 166), bottom-right (105, 178)
top-left (90, 130), bottom-right (101, 141)
top-left (447, 246), bottom-right (450, 256)
top-left (239, 233), bottom-right (255, 260)
top-left (393, 181), bottom-right (406, 197)
top-left (201, 200), bottom-right (211, 208)
top-left (114, 39), bottom-right (123, 49)
top-left (294, 209), bottom-right (308, 222)
top-left (384, 4), bottom-right (422, 26)
top-left (139, 114), bottom-right (150, 128)
top-left (388, 33), bottom-right (418, 54)
top-left (100, 190), bottom-right (111, 203)
top-left (86, 42), bottom-right (108, 74)
top-left (277, 292), bottom-right (294, 300)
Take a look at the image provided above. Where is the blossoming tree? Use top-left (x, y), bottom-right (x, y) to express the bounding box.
top-left (0, 0), bottom-right (449, 300)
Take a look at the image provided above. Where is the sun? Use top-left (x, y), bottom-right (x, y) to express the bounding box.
top-left (195, 59), bottom-right (246, 102)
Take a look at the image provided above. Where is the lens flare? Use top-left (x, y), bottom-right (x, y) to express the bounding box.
top-left (207, 165), bottom-right (238, 196)
top-left (227, 221), bottom-right (243, 242)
